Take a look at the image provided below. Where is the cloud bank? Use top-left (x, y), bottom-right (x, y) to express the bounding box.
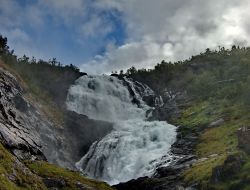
top-left (1, 0), bottom-right (250, 74)
top-left (81, 0), bottom-right (250, 74)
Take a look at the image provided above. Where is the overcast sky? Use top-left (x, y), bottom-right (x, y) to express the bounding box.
top-left (1, 0), bottom-right (250, 74)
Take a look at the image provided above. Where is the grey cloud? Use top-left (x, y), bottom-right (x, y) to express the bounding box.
top-left (38, 0), bottom-right (86, 21)
top-left (1, 0), bottom-right (250, 74)
top-left (81, 0), bottom-right (250, 74)
top-left (0, 0), bottom-right (23, 28)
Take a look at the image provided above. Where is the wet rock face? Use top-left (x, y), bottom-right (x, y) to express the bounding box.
top-left (0, 68), bottom-right (45, 160)
top-left (120, 76), bottom-right (163, 108)
top-left (63, 110), bottom-right (113, 163)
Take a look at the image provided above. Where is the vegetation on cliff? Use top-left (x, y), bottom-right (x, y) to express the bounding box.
top-left (0, 35), bottom-right (84, 126)
top-left (124, 46), bottom-right (250, 189)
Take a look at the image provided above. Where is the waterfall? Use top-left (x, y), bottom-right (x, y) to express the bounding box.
top-left (66, 75), bottom-right (176, 185)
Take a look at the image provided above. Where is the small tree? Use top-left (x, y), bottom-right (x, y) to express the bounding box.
top-left (0, 35), bottom-right (9, 54)
top-left (126, 66), bottom-right (137, 75)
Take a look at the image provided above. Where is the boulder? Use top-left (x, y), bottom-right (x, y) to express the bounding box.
top-left (43, 177), bottom-right (66, 188)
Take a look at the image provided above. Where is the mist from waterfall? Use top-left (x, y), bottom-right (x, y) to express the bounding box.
top-left (66, 75), bottom-right (176, 185)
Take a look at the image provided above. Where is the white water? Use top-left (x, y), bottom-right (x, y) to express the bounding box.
top-left (66, 75), bottom-right (176, 185)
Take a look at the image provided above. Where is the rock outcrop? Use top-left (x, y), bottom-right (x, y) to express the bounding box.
top-left (0, 68), bottom-right (46, 160)
top-left (237, 126), bottom-right (250, 154)
top-left (210, 154), bottom-right (246, 183)
top-left (63, 110), bottom-right (113, 164)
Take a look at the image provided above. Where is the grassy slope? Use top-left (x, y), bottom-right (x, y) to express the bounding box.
top-left (179, 100), bottom-right (250, 189)
top-left (127, 47), bottom-right (250, 189)
top-left (0, 142), bottom-right (113, 190)
top-left (27, 161), bottom-right (113, 190)
top-left (0, 143), bottom-right (46, 190)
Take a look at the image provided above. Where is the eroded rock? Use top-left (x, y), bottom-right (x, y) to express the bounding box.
top-left (0, 68), bottom-right (45, 160)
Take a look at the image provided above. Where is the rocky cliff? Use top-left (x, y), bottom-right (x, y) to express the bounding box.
top-left (0, 67), bottom-right (46, 161)
top-left (0, 65), bottom-right (114, 190)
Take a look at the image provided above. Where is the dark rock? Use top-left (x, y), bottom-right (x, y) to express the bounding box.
top-left (150, 102), bottom-right (180, 122)
top-left (142, 95), bottom-right (155, 107)
top-left (175, 155), bottom-right (197, 165)
top-left (115, 175), bottom-right (186, 190)
top-left (171, 147), bottom-right (187, 155)
top-left (171, 133), bottom-right (197, 156)
top-left (110, 73), bottom-right (119, 77)
top-left (43, 177), bottom-right (66, 188)
top-left (63, 110), bottom-right (113, 164)
top-left (13, 95), bottom-right (29, 113)
top-left (80, 72), bottom-right (87, 76)
top-left (210, 154), bottom-right (246, 183)
top-left (237, 126), bottom-right (250, 154)
top-left (155, 165), bottom-right (183, 177)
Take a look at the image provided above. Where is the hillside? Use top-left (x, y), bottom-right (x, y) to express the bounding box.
top-left (0, 35), bottom-right (85, 126)
top-left (121, 46), bottom-right (250, 189)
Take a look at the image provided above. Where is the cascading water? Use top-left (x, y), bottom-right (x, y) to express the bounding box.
top-left (66, 75), bottom-right (176, 185)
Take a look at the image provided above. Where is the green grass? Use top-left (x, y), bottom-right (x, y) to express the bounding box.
top-left (196, 123), bottom-right (238, 157)
top-left (0, 143), bottom-right (114, 190)
top-left (184, 155), bottom-right (226, 186)
top-left (206, 153), bottom-right (250, 190)
top-left (178, 101), bottom-right (219, 136)
top-left (26, 161), bottom-right (114, 190)
top-left (0, 143), bottom-right (46, 190)
top-left (178, 99), bottom-right (250, 189)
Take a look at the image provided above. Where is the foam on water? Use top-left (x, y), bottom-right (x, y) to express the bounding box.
top-left (66, 75), bottom-right (176, 185)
